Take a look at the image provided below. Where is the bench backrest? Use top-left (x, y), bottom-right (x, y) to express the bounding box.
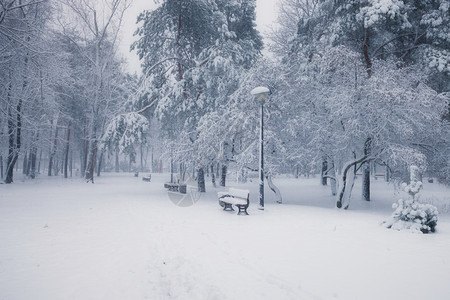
top-left (228, 188), bottom-right (249, 200)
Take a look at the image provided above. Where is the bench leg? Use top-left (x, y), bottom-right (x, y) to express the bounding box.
top-left (237, 205), bottom-right (249, 215)
top-left (223, 203), bottom-right (235, 211)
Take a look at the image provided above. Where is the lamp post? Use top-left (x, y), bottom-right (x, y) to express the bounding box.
top-left (251, 86), bottom-right (270, 210)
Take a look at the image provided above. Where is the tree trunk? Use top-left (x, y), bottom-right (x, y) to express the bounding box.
top-left (363, 28), bottom-right (372, 77)
top-left (329, 161), bottom-right (337, 196)
top-left (5, 106), bottom-right (17, 183)
top-left (220, 164), bottom-right (227, 187)
top-left (362, 163), bottom-right (370, 201)
top-left (267, 174), bottom-right (282, 203)
top-left (38, 149), bottom-right (42, 175)
top-left (336, 156), bottom-right (368, 209)
top-left (81, 119), bottom-right (88, 177)
top-left (241, 168), bottom-right (247, 183)
top-left (54, 157), bottom-right (60, 176)
top-left (97, 150), bottom-right (103, 177)
top-left (5, 94), bottom-right (22, 184)
top-left (140, 143), bottom-right (144, 171)
top-left (115, 147), bottom-right (119, 172)
top-left (48, 125), bottom-right (59, 176)
top-left (69, 150), bottom-right (73, 177)
top-left (151, 147), bottom-right (154, 173)
top-left (64, 122), bottom-right (71, 178)
top-left (385, 164), bottom-right (390, 182)
top-left (26, 150), bottom-right (32, 176)
top-left (29, 144), bottom-right (37, 179)
top-left (337, 163), bottom-right (356, 209)
top-left (85, 134), bottom-right (97, 183)
top-left (321, 157), bottom-right (328, 185)
top-left (197, 167), bottom-right (206, 192)
top-left (362, 138), bottom-right (372, 202)
top-left (210, 164), bottom-right (216, 187)
top-left (179, 162), bottom-right (186, 182)
top-left (22, 150), bottom-right (28, 174)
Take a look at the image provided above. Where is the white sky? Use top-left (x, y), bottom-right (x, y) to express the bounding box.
top-left (118, 0), bottom-right (280, 74)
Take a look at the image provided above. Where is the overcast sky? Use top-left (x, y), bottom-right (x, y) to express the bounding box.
top-left (119, 0), bottom-right (280, 74)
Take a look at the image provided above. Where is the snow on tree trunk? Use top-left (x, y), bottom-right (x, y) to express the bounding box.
top-left (329, 162), bottom-right (337, 196)
top-left (336, 156), bottom-right (367, 209)
top-left (197, 167), bottom-right (206, 192)
top-left (339, 164), bottom-right (356, 209)
top-left (266, 174), bottom-right (282, 204)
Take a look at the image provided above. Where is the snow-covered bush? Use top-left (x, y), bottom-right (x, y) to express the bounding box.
top-left (383, 165), bottom-right (438, 233)
top-left (383, 199), bottom-right (438, 233)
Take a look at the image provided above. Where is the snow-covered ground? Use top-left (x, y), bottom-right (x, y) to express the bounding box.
top-left (1, 173), bottom-right (449, 300)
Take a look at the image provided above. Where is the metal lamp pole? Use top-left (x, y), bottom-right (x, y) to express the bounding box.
top-left (251, 87), bottom-right (270, 210)
top-left (258, 98), bottom-right (264, 210)
top-left (170, 146), bottom-right (174, 183)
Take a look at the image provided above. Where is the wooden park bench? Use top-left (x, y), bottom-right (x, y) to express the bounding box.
top-left (142, 174), bottom-right (151, 182)
top-left (217, 188), bottom-right (250, 215)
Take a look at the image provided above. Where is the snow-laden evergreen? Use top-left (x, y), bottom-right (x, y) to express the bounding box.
top-left (383, 165), bottom-right (439, 233)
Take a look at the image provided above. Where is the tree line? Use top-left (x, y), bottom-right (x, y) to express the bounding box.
top-left (1, 0), bottom-right (449, 210)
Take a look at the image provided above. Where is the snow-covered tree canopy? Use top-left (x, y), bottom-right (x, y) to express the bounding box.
top-left (101, 112), bottom-right (150, 155)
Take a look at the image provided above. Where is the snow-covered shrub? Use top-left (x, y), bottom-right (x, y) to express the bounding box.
top-left (383, 165), bottom-right (438, 233)
top-left (383, 199), bottom-right (438, 233)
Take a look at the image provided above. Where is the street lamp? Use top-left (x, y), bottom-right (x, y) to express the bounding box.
top-left (251, 86), bottom-right (270, 210)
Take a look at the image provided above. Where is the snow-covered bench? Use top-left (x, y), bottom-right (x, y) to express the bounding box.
top-left (164, 182), bottom-right (187, 194)
top-left (142, 174), bottom-right (151, 182)
top-left (218, 188), bottom-right (250, 215)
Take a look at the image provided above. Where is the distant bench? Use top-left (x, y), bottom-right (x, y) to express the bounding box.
top-left (218, 188), bottom-right (250, 215)
top-left (164, 182), bottom-right (187, 194)
top-left (142, 174), bottom-right (151, 182)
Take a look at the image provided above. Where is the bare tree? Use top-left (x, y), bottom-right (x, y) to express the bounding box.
top-left (267, 0), bottom-right (320, 57)
top-left (57, 0), bottom-right (130, 182)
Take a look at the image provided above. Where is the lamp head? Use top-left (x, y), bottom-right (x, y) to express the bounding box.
top-left (251, 86), bottom-right (270, 103)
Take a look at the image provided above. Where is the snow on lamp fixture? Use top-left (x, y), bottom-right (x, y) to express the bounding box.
top-left (251, 86), bottom-right (270, 102)
top-left (251, 86), bottom-right (270, 210)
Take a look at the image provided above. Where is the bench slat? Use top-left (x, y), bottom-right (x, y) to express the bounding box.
top-left (227, 188), bottom-right (249, 200)
top-left (220, 196), bottom-right (247, 206)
